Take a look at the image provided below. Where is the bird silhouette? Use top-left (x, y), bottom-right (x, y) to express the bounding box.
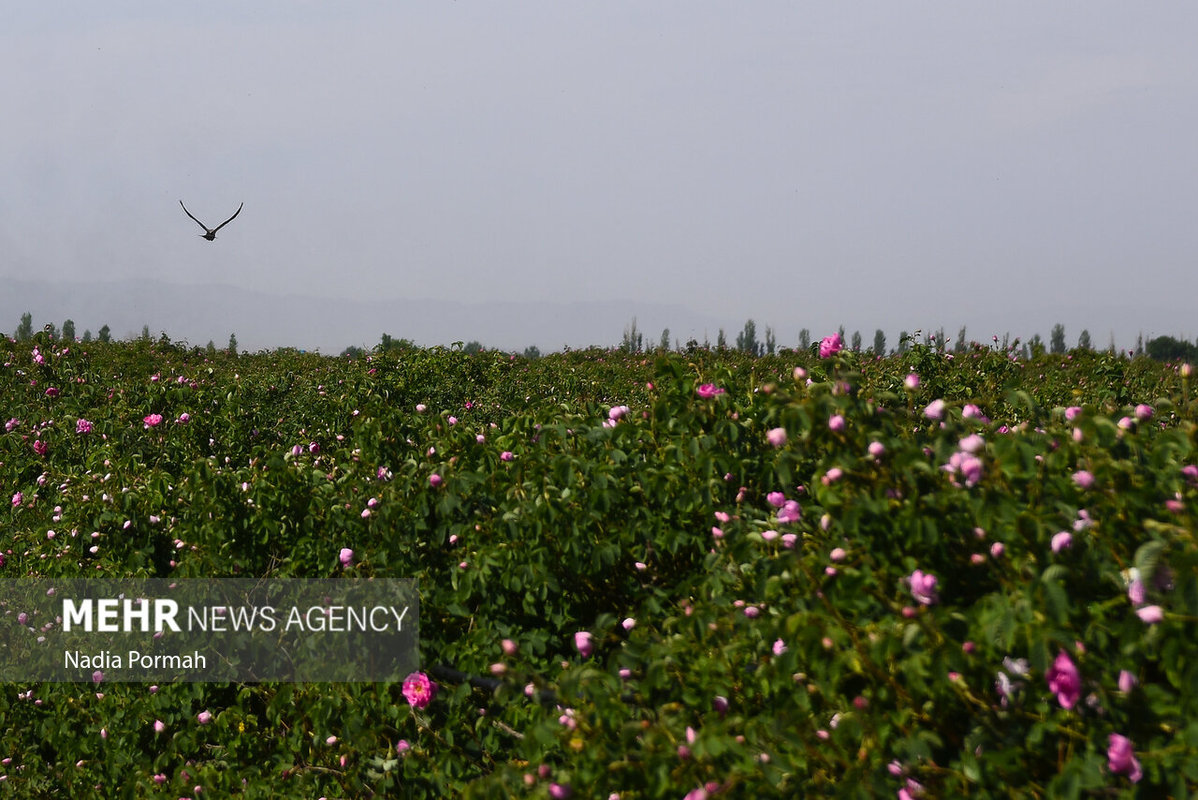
top-left (179, 201), bottom-right (243, 240)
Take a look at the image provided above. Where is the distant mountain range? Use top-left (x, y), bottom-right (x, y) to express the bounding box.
top-left (0, 277), bottom-right (733, 354)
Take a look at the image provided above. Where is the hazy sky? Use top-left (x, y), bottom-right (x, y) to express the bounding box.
top-left (4, 3), bottom-right (1197, 352)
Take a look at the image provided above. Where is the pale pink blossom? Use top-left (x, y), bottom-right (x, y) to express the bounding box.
top-left (766, 427), bottom-right (787, 447)
top-left (909, 570), bottom-right (939, 605)
top-left (1135, 605), bottom-right (1164, 623)
top-left (777, 500), bottom-right (801, 524)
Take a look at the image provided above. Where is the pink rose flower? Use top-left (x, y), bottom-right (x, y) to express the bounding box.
top-left (766, 427), bottom-right (787, 447)
top-left (402, 672), bottom-right (437, 709)
top-left (574, 631), bottom-right (594, 658)
top-left (818, 333), bottom-right (843, 359)
top-left (1107, 733), bottom-right (1142, 782)
top-left (143, 413), bottom-right (163, 428)
top-left (909, 570), bottom-right (939, 605)
top-left (777, 500), bottom-right (801, 524)
top-left (339, 548), bottom-right (353, 567)
top-left (1045, 651), bottom-right (1081, 709)
top-left (1135, 605), bottom-right (1164, 624)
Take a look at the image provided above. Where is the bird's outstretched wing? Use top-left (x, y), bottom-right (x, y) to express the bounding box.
top-left (212, 203), bottom-right (244, 233)
top-left (179, 200), bottom-right (209, 231)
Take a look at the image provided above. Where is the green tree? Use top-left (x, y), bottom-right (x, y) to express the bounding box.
top-left (463, 341), bottom-right (484, 355)
top-left (228, 333), bottom-right (238, 355)
top-left (955, 326), bottom-right (967, 352)
top-left (897, 331), bottom-right (910, 354)
top-left (1077, 329), bottom-right (1092, 351)
top-left (98, 325), bottom-right (111, 343)
top-left (1050, 323), bottom-right (1066, 354)
top-left (81, 329), bottom-right (92, 343)
top-left (141, 325), bottom-right (151, 341)
top-left (522, 345), bottom-right (542, 360)
top-left (1146, 335), bottom-right (1197, 362)
top-left (1028, 334), bottom-right (1044, 358)
top-left (621, 318), bottom-right (643, 354)
top-left (873, 329), bottom-right (886, 356)
top-left (764, 327), bottom-right (776, 356)
top-left (850, 330), bottom-right (862, 351)
top-left (716, 329), bottom-right (726, 350)
top-left (62, 319), bottom-right (76, 341)
top-left (798, 328), bottom-right (811, 350)
top-left (659, 328), bottom-right (670, 351)
top-left (15, 312), bottom-right (33, 341)
top-left (736, 319), bottom-right (761, 356)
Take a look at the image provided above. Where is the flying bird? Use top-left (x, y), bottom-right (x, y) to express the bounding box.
top-left (179, 200), bottom-right (243, 240)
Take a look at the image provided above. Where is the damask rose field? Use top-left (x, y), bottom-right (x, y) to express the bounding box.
top-left (1, 331), bottom-right (1196, 797)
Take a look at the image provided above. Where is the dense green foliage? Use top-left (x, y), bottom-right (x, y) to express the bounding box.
top-left (1, 333), bottom-right (1196, 797)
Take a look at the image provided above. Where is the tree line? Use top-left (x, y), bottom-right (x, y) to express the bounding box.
top-left (10, 312), bottom-right (240, 355)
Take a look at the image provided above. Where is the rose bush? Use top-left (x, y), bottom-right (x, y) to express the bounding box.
top-left (0, 330), bottom-right (1194, 797)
